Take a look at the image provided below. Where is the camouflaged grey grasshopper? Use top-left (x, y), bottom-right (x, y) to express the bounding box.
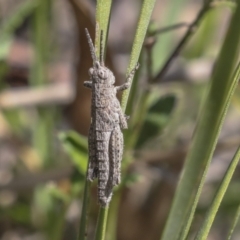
top-left (84, 28), bottom-right (139, 207)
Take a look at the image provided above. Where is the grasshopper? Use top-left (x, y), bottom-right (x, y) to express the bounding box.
top-left (84, 28), bottom-right (139, 206)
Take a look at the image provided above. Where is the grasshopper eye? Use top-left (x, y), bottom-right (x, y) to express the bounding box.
top-left (89, 68), bottom-right (94, 76)
top-left (98, 70), bottom-right (108, 79)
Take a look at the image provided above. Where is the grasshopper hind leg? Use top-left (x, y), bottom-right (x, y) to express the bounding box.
top-left (97, 131), bottom-right (112, 206)
top-left (87, 125), bottom-right (98, 181)
top-left (108, 126), bottom-right (123, 190)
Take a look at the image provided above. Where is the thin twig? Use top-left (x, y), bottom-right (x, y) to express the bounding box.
top-left (152, 2), bottom-right (212, 82)
top-left (145, 37), bottom-right (155, 83)
top-left (149, 22), bottom-right (190, 36)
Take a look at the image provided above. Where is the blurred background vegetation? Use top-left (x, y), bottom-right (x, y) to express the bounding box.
top-left (0, 0), bottom-right (240, 240)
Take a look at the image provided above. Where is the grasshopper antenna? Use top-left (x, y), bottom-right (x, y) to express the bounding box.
top-left (100, 30), bottom-right (104, 66)
top-left (85, 28), bottom-right (97, 64)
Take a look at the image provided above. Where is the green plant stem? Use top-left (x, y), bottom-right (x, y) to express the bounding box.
top-left (121, 0), bottom-right (156, 112)
top-left (95, 207), bottom-right (109, 240)
top-left (115, 1), bottom-right (156, 235)
top-left (153, 1), bottom-right (212, 82)
top-left (106, 192), bottom-right (121, 240)
top-left (194, 146), bottom-right (240, 240)
top-left (227, 204), bottom-right (240, 240)
top-left (78, 180), bottom-right (90, 240)
top-left (95, 0), bottom-right (112, 58)
top-left (123, 0), bottom-right (156, 151)
top-left (125, 54), bottom-right (142, 116)
top-left (126, 31), bottom-right (155, 149)
top-left (161, 0), bottom-right (240, 239)
top-left (92, 1), bottom-right (113, 239)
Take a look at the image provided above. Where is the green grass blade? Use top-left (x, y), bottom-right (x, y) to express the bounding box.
top-left (194, 147), bottom-right (240, 240)
top-left (95, 207), bottom-right (109, 240)
top-left (94, 1), bottom-right (113, 239)
top-left (125, 54), bottom-right (142, 116)
top-left (95, 0), bottom-right (112, 58)
top-left (161, 1), bottom-right (240, 239)
top-left (78, 180), bottom-right (90, 240)
top-left (121, 0), bottom-right (156, 112)
top-left (178, 61), bottom-right (240, 240)
top-left (227, 204), bottom-right (240, 240)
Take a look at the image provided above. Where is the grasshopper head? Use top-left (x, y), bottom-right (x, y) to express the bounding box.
top-left (89, 62), bottom-right (115, 85)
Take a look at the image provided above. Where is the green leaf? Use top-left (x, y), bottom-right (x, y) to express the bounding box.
top-left (59, 131), bottom-right (88, 175)
top-left (121, 0), bottom-right (157, 112)
top-left (161, 1), bottom-right (240, 239)
top-left (194, 147), bottom-right (240, 240)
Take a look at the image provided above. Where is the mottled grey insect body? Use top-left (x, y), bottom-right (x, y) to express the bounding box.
top-left (84, 28), bottom-right (138, 206)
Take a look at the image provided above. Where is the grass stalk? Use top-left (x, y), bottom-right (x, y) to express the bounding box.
top-left (88, 1), bottom-right (113, 239)
top-left (95, 207), bottom-right (109, 240)
top-left (78, 180), bottom-right (90, 240)
top-left (194, 146), bottom-right (240, 240)
top-left (95, 0), bottom-right (112, 57)
top-left (121, 0), bottom-right (156, 112)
